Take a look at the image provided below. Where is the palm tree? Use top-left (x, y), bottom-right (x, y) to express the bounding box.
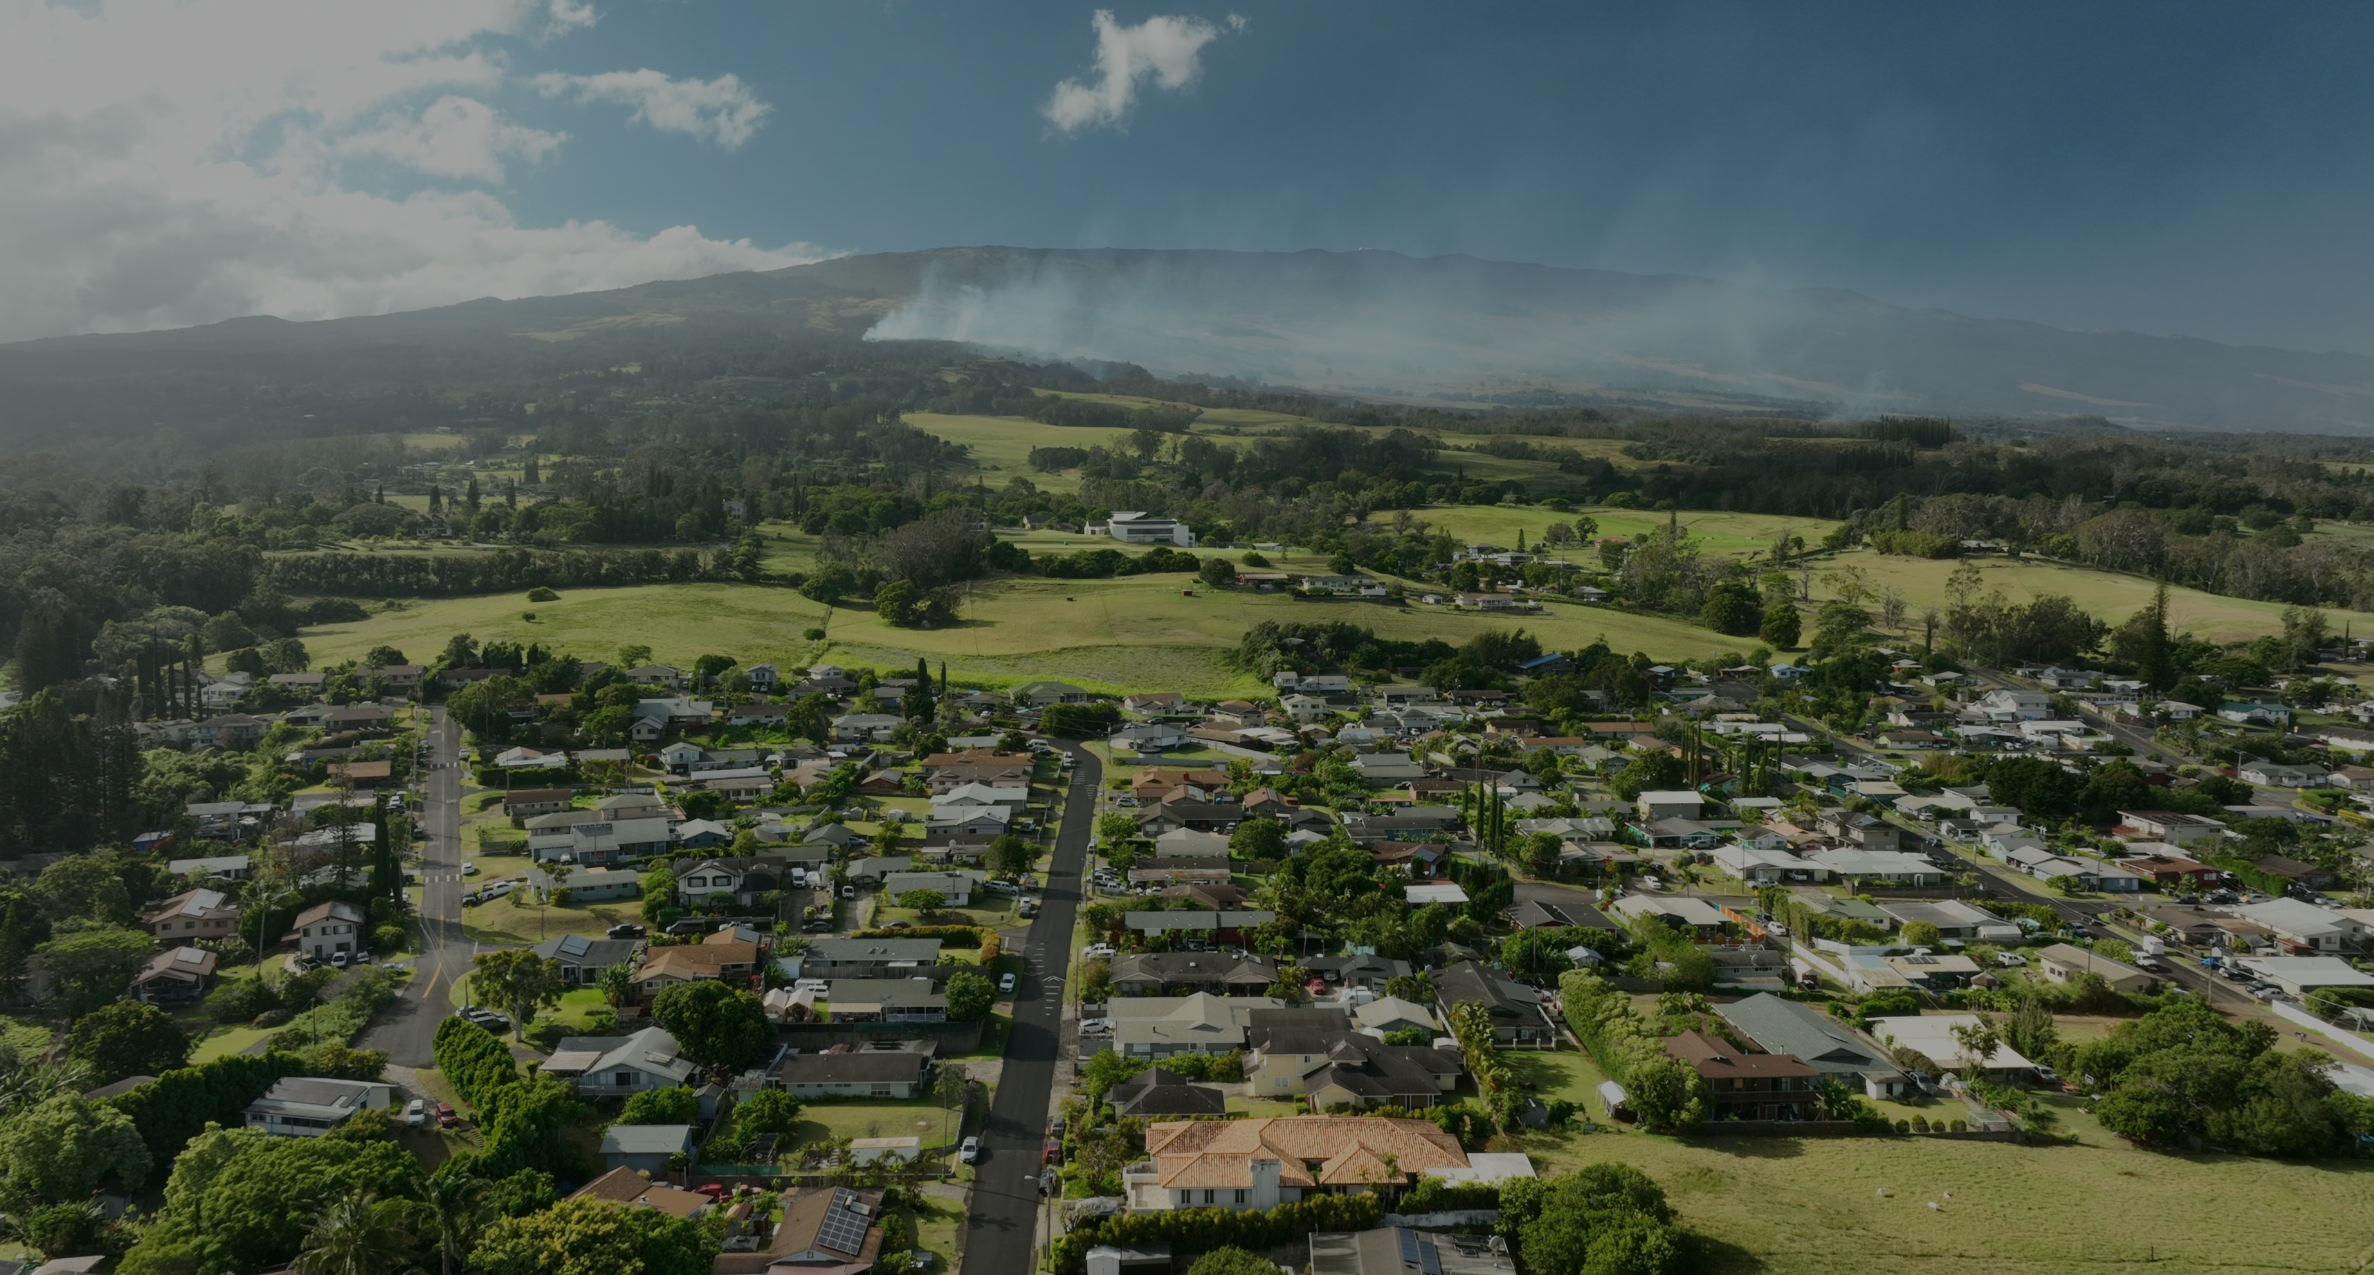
top-left (297, 1189), bottom-right (419, 1275)
top-left (421, 1172), bottom-right (490, 1275)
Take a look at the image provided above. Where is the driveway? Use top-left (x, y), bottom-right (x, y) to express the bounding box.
top-left (357, 707), bottom-right (474, 1066)
top-left (958, 740), bottom-right (1099, 1275)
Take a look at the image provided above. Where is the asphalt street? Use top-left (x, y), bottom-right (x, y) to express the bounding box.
top-left (958, 741), bottom-right (1099, 1275)
top-left (358, 706), bottom-right (470, 1067)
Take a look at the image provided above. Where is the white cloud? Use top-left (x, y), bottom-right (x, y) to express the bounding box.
top-left (0, 0), bottom-right (811, 341)
top-left (530, 68), bottom-right (771, 149)
top-left (333, 96), bottom-right (566, 183)
top-left (1042, 9), bottom-right (1234, 135)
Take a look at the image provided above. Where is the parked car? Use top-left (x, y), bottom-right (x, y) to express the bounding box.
top-left (1044, 1140), bottom-right (1063, 1165)
top-left (985, 880), bottom-right (1021, 896)
top-left (959, 1137), bottom-right (982, 1164)
top-left (436, 1103), bottom-right (459, 1129)
top-left (331, 951), bottom-right (351, 969)
top-left (607, 923), bottom-right (647, 939)
top-left (462, 864), bottom-right (480, 877)
top-left (841, 886), bottom-right (856, 900)
top-left (998, 972), bottom-right (1018, 994)
top-left (1081, 944), bottom-right (1116, 959)
top-left (404, 1098), bottom-right (426, 1128)
top-left (803, 920), bottom-right (834, 933)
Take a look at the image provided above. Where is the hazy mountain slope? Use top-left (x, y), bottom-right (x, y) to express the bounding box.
top-left (6, 246), bottom-right (2374, 436)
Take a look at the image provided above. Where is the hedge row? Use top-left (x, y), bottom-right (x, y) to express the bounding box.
top-left (435, 1016), bottom-right (520, 1109)
top-left (1054, 1194), bottom-right (1386, 1274)
top-left (100, 1051), bottom-right (314, 1172)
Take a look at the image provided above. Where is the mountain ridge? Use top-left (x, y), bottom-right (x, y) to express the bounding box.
top-left (6, 246), bottom-right (2374, 433)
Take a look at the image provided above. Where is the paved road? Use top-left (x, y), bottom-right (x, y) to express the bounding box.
top-left (359, 707), bottom-right (469, 1067)
top-left (959, 741), bottom-right (1099, 1275)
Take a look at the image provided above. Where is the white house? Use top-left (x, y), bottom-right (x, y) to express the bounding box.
top-left (882, 870), bottom-right (987, 906)
top-left (283, 901), bottom-right (367, 960)
top-left (1636, 790), bottom-right (1702, 821)
top-left (1100, 512), bottom-right (1196, 546)
top-left (542, 1026), bottom-right (699, 1096)
top-left (243, 1078), bottom-right (392, 1137)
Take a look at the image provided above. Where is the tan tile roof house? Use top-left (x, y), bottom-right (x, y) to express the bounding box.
top-left (1130, 1116), bottom-right (1471, 1211)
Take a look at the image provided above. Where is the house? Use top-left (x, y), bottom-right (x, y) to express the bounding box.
top-left (1127, 1116), bottom-right (1508, 1212)
top-left (1108, 993), bottom-right (1287, 1058)
top-left (531, 933), bottom-right (643, 987)
top-left (133, 946), bottom-right (218, 1004)
top-left (1432, 961), bottom-right (1554, 1047)
top-left (1635, 790), bottom-right (1703, 821)
top-left (2240, 758), bottom-right (2325, 789)
top-left (502, 788), bottom-right (576, 824)
top-left (1125, 692), bottom-right (1190, 715)
top-left (1307, 1227), bottom-right (1518, 1275)
top-left (1716, 993), bottom-right (1906, 1098)
top-left (1608, 893), bottom-right (1730, 939)
top-left (881, 870), bottom-right (987, 907)
top-left (1883, 953), bottom-right (1983, 989)
top-left (1110, 1067), bottom-right (1230, 1119)
top-left (367, 663), bottom-right (425, 690)
top-left (1109, 952), bottom-right (1280, 997)
top-left (925, 806), bottom-right (1011, 838)
top-left (1817, 810), bottom-right (1901, 852)
top-left (532, 815), bottom-right (674, 867)
top-left (541, 1026), bottom-right (698, 1095)
top-left (936, 782), bottom-right (1032, 810)
top-left (1504, 899), bottom-right (1620, 933)
top-left (1875, 899), bottom-right (2020, 943)
top-left (569, 1167), bottom-right (713, 1221)
top-left (830, 713), bottom-right (906, 743)
top-left (673, 819), bottom-right (735, 850)
top-left (529, 865), bottom-right (641, 902)
top-left (2248, 854), bottom-right (2339, 890)
top-left (1709, 845), bottom-right (1825, 886)
top-left (626, 664), bottom-right (689, 691)
top-left (243, 1077), bottom-right (392, 1137)
top-left (1304, 953), bottom-right (1416, 990)
top-left (1151, 828), bottom-right (1233, 860)
top-left (141, 887), bottom-right (241, 942)
top-left (1346, 997), bottom-right (1437, 1039)
top-left (2114, 810), bottom-right (2227, 846)
top-left (1867, 1015), bottom-right (2038, 1079)
top-left (718, 1187), bottom-right (884, 1275)
top-left (166, 853), bottom-right (252, 882)
top-left (823, 978), bottom-right (948, 1023)
top-left (802, 938), bottom-right (944, 979)
top-left (282, 900), bottom-right (367, 959)
top-left (1245, 1026), bottom-right (1467, 1110)
top-left (2232, 899), bottom-right (2363, 953)
top-left (1664, 1030), bottom-right (1819, 1122)
top-left (599, 1123), bottom-right (696, 1174)
top-left (2234, 955), bottom-right (2374, 998)
top-left (1124, 910), bottom-right (1276, 945)
top-left (1804, 848), bottom-right (1945, 886)
top-left (674, 857), bottom-right (783, 906)
top-left (1973, 689), bottom-right (2054, 721)
top-left (1012, 681), bottom-right (1096, 707)
top-left (2034, 943), bottom-right (2160, 994)
top-left (1350, 755), bottom-right (1428, 787)
top-left (2116, 850), bottom-right (2224, 890)
top-left (1101, 512), bottom-right (1197, 546)
top-left (630, 930), bottom-right (763, 998)
top-left (778, 1051), bottom-right (930, 1098)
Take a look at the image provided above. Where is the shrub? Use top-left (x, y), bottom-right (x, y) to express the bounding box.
top-left (617, 1087), bottom-right (701, 1125)
top-left (1895, 1119), bottom-right (1911, 1134)
top-left (526, 587), bottom-right (560, 602)
top-left (433, 1017), bottom-right (520, 1109)
top-left (1054, 1194), bottom-right (1384, 1274)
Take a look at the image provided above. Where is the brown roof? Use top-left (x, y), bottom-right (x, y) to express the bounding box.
top-left (922, 749), bottom-right (1022, 769)
top-left (1664, 1030), bottom-right (1822, 1080)
top-left (503, 788), bottom-right (574, 806)
top-left (1134, 768), bottom-right (1230, 793)
top-left (569, 1166), bottom-right (711, 1218)
top-left (1142, 1115), bottom-right (1467, 1191)
top-left (328, 760), bottom-right (392, 780)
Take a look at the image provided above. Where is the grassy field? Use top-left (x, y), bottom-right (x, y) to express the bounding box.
top-left (191, 1023), bottom-right (274, 1063)
top-left (459, 892), bottom-right (645, 945)
top-left (1420, 504), bottom-right (1833, 557)
top-left (299, 572), bottom-right (1754, 695)
top-left (790, 1098), bottom-right (959, 1147)
top-left (1820, 548), bottom-right (2374, 644)
top-left (903, 413), bottom-right (1143, 493)
top-left (1513, 1090), bottom-right (2374, 1274)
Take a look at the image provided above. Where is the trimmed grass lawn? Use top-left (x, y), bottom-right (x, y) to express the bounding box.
top-left (907, 1193), bottom-right (966, 1267)
top-left (1517, 1099), bottom-right (2374, 1275)
top-left (0, 1015), bottom-right (52, 1059)
top-left (790, 1099), bottom-right (959, 1147)
top-left (192, 1023), bottom-right (273, 1063)
top-left (1500, 1047), bottom-right (1611, 1108)
top-left (1422, 504), bottom-right (1832, 558)
top-left (1820, 547), bottom-right (2374, 644)
top-left (1228, 1099), bottom-right (1305, 1119)
top-left (461, 893), bottom-right (646, 945)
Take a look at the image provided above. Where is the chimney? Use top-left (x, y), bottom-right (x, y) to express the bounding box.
top-left (1249, 1158), bottom-right (1282, 1210)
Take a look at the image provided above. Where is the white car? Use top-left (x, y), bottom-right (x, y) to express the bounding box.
top-left (998, 972), bottom-right (1018, 994)
top-left (1081, 944), bottom-right (1116, 959)
top-left (404, 1098), bottom-right (426, 1128)
top-left (959, 1136), bottom-right (982, 1164)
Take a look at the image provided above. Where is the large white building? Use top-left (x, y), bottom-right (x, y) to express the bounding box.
top-left (1098, 512), bottom-right (1196, 546)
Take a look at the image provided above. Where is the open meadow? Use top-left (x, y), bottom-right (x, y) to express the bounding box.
top-left (1818, 548), bottom-right (2374, 644)
top-left (299, 569), bottom-right (1751, 696)
top-left (1518, 1095), bottom-right (2374, 1275)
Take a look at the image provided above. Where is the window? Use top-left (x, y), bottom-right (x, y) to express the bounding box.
top-left (1203, 1190), bottom-right (1215, 1205)
top-left (1234, 1189), bottom-right (1247, 1204)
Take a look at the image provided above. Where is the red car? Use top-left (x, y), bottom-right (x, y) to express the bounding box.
top-left (694, 1183), bottom-right (728, 1199)
top-left (435, 1103), bottom-right (458, 1129)
top-left (1044, 1140), bottom-right (1063, 1165)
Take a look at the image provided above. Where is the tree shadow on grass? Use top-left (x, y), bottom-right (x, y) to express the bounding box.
top-left (1685, 1233), bottom-right (1767, 1274)
top-left (1687, 1134), bottom-right (1807, 1159)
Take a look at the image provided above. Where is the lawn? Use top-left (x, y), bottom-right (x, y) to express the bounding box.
top-left (1499, 1046), bottom-right (1611, 1108)
top-left (1819, 547), bottom-right (2374, 644)
top-left (1420, 503), bottom-right (1830, 557)
top-left (191, 1023), bottom-right (274, 1063)
top-left (902, 412), bottom-right (1145, 493)
top-left (460, 892), bottom-right (646, 945)
top-left (298, 573), bottom-right (1747, 697)
top-left (1518, 1106), bottom-right (2374, 1275)
top-left (906, 1193), bottom-right (966, 1268)
top-left (789, 1098), bottom-right (961, 1147)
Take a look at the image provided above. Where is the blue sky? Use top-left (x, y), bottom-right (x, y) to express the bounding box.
top-left (8, 1), bottom-right (2374, 352)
